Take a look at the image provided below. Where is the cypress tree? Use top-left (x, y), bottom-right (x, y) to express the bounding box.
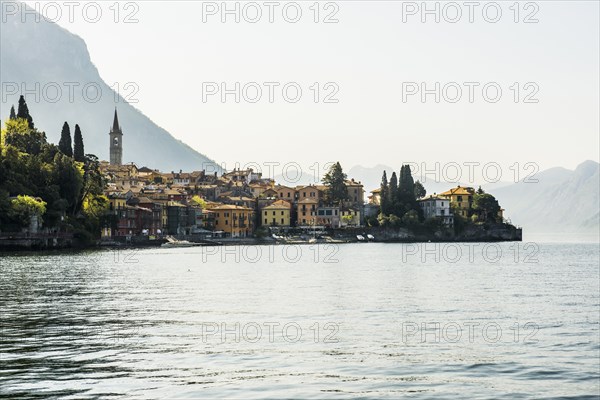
top-left (389, 171), bottom-right (398, 215)
top-left (398, 165), bottom-right (416, 213)
top-left (9, 105), bottom-right (16, 120)
top-left (380, 171), bottom-right (389, 215)
top-left (16, 95), bottom-right (34, 128)
top-left (73, 124), bottom-right (85, 162)
top-left (59, 122), bottom-right (73, 157)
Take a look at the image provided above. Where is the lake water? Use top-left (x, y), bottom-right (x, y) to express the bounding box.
top-left (1, 242), bottom-right (599, 399)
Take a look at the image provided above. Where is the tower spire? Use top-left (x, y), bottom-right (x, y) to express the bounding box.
top-left (112, 107), bottom-right (121, 133)
top-left (109, 108), bottom-right (123, 165)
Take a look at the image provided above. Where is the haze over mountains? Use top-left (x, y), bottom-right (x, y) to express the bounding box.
top-left (493, 160), bottom-right (599, 234)
top-left (0, 3), bottom-right (217, 172)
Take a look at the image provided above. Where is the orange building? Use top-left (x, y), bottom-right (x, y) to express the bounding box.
top-left (296, 185), bottom-right (321, 201)
top-left (297, 197), bottom-right (319, 226)
top-left (275, 185), bottom-right (296, 202)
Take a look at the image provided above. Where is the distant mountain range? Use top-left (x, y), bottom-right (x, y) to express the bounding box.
top-left (493, 160), bottom-right (599, 234)
top-left (0, 3), bottom-right (217, 171)
top-left (348, 161), bottom-right (600, 234)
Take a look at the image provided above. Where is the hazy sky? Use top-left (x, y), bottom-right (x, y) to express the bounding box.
top-left (26, 0), bottom-right (599, 174)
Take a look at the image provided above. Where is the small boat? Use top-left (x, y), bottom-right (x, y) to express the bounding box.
top-left (161, 236), bottom-right (203, 248)
top-left (356, 235), bottom-right (366, 242)
top-left (367, 234), bottom-right (375, 241)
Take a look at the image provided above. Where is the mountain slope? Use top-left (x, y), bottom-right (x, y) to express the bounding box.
top-left (493, 160), bottom-right (599, 233)
top-left (0, 4), bottom-right (217, 171)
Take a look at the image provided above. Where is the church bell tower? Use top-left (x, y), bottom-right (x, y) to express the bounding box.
top-left (109, 108), bottom-right (123, 165)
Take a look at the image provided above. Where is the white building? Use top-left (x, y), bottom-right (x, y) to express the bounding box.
top-left (419, 195), bottom-right (454, 226)
top-left (316, 206), bottom-right (341, 228)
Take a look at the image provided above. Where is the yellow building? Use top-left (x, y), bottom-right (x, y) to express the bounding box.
top-left (439, 186), bottom-right (475, 217)
top-left (209, 204), bottom-right (254, 237)
top-left (107, 193), bottom-right (127, 210)
top-left (261, 200), bottom-right (292, 227)
top-left (340, 208), bottom-right (361, 227)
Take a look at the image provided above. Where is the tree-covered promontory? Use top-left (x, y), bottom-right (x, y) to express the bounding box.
top-left (0, 97), bottom-right (107, 241)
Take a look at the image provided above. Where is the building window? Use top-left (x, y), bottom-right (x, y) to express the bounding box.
top-left (281, 218), bottom-right (284, 224)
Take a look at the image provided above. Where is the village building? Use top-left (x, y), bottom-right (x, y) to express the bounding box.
top-left (275, 184), bottom-right (296, 202)
top-left (439, 186), bottom-right (475, 218)
top-left (297, 197), bottom-right (319, 226)
top-left (316, 205), bottom-right (340, 228)
top-left (418, 195), bottom-right (454, 225)
top-left (209, 204), bottom-right (254, 237)
top-left (261, 200), bottom-right (292, 227)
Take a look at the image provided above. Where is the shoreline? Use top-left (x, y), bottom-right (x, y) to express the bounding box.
top-left (0, 223), bottom-right (522, 252)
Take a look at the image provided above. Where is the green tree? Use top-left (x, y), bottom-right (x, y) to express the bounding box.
top-left (365, 215), bottom-right (380, 227)
top-left (52, 152), bottom-right (83, 213)
top-left (3, 118), bottom-right (47, 155)
top-left (322, 162), bottom-right (348, 206)
top-left (414, 180), bottom-right (426, 199)
top-left (9, 105), bottom-right (16, 120)
top-left (380, 171), bottom-right (390, 215)
top-left (388, 213), bottom-right (401, 227)
top-left (191, 195), bottom-right (207, 209)
top-left (398, 165), bottom-right (417, 215)
top-left (402, 209), bottom-right (419, 226)
top-left (17, 95), bottom-right (34, 128)
top-left (0, 190), bottom-right (11, 225)
top-left (341, 214), bottom-right (354, 225)
top-left (75, 154), bottom-right (105, 216)
top-left (58, 122), bottom-right (73, 157)
top-left (472, 193), bottom-right (501, 223)
top-left (389, 171), bottom-right (398, 214)
top-left (73, 124), bottom-right (85, 162)
top-left (8, 195), bottom-right (46, 227)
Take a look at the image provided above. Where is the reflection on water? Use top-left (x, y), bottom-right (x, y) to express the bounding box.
top-left (1, 243), bottom-right (599, 398)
